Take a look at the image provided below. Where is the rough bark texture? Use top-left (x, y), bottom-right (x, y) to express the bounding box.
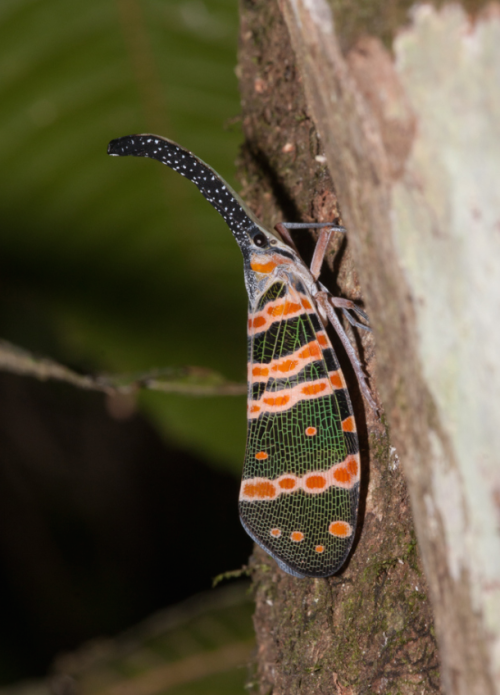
top-left (237, 2), bottom-right (440, 693)
top-left (238, 0), bottom-right (500, 694)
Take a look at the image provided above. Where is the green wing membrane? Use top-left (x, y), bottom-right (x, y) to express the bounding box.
top-left (239, 281), bottom-right (360, 578)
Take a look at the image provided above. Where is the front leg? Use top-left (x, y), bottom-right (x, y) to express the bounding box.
top-left (315, 291), bottom-right (377, 413)
top-left (274, 222), bottom-right (346, 281)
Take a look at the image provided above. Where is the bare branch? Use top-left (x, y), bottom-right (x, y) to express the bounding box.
top-left (0, 339), bottom-right (246, 397)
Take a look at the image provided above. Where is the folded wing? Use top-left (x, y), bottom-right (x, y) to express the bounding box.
top-left (239, 279), bottom-right (360, 577)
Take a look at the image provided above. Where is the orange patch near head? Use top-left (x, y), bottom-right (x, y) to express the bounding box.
top-left (250, 316), bottom-right (266, 329)
top-left (305, 426), bottom-right (317, 436)
top-left (263, 395), bottom-right (290, 407)
top-left (329, 521), bottom-right (352, 538)
top-left (330, 371), bottom-right (343, 389)
top-left (301, 298), bottom-right (313, 310)
top-left (317, 333), bottom-right (328, 347)
top-left (290, 531), bottom-right (304, 542)
top-left (342, 416), bottom-right (355, 432)
top-left (272, 358), bottom-right (299, 374)
top-left (279, 477), bottom-right (296, 490)
top-left (302, 382), bottom-right (327, 396)
top-left (251, 260), bottom-right (276, 274)
top-left (333, 466), bottom-right (351, 484)
top-left (270, 528), bottom-right (281, 538)
top-left (305, 475), bottom-right (326, 490)
top-left (298, 342), bottom-right (321, 359)
top-left (255, 451), bottom-right (268, 461)
top-left (243, 481), bottom-right (276, 499)
top-left (315, 545), bottom-right (325, 554)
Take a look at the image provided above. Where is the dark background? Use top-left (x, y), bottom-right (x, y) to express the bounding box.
top-left (0, 0), bottom-right (252, 682)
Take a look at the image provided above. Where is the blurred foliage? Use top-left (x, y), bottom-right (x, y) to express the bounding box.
top-left (0, 0), bottom-right (248, 472)
top-left (0, 372), bottom-right (253, 684)
top-left (0, 583), bottom-right (255, 695)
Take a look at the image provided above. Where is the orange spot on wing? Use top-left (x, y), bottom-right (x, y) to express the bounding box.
top-left (255, 451), bottom-right (268, 460)
top-left (333, 466), bottom-right (351, 484)
top-left (267, 304), bottom-right (284, 317)
top-left (301, 298), bottom-right (313, 310)
top-left (250, 405), bottom-right (260, 413)
top-left (270, 528), bottom-right (281, 538)
top-left (342, 416), bottom-right (355, 432)
top-left (252, 366), bottom-right (269, 377)
top-left (347, 456), bottom-right (359, 477)
top-left (250, 316), bottom-right (266, 329)
top-left (251, 260), bottom-right (276, 274)
top-left (329, 521), bottom-right (352, 538)
top-left (305, 426), bottom-right (317, 436)
top-left (315, 545), bottom-right (325, 553)
top-left (330, 371), bottom-right (343, 389)
top-left (302, 382), bottom-right (327, 396)
top-left (243, 481), bottom-right (276, 499)
top-left (272, 358), bottom-right (299, 374)
top-left (267, 301), bottom-right (302, 317)
top-left (284, 301), bottom-right (301, 315)
top-left (305, 475), bottom-right (326, 490)
top-left (317, 333), bottom-right (328, 347)
top-left (263, 395), bottom-right (290, 407)
top-left (298, 342), bottom-right (321, 359)
top-left (279, 477), bottom-right (296, 490)
top-left (291, 531), bottom-right (304, 542)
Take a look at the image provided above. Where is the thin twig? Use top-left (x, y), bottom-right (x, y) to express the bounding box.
top-left (0, 340), bottom-right (246, 397)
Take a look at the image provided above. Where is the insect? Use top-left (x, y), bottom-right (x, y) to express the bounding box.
top-left (108, 134), bottom-right (376, 578)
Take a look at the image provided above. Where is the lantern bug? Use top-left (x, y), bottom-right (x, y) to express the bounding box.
top-left (108, 134), bottom-right (376, 578)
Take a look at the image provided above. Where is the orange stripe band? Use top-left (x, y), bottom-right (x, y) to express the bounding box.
top-left (239, 454), bottom-right (360, 501)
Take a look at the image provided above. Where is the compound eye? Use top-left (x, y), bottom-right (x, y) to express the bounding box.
top-left (253, 232), bottom-right (268, 247)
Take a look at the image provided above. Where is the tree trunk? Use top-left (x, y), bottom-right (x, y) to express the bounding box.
top-left (237, 1), bottom-right (500, 694)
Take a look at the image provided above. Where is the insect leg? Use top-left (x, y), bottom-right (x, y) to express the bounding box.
top-left (278, 222), bottom-right (346, 232)
top-left (341, 310), bottom-right (372, 332)
top-left (274, 222), bottom-right (346, 261)
top-left (305, 229), bottom-right (371, 328)
top-left (274, 223), bottom-right (300, 254)
top-left (309, 228), bottom-right (333, 281)
top-left (316, 291), bottom-right (378, 413)
top-left (328, 296), bottom-right (372, 333)
top-left (303, 229), bottom-right (371, 330)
